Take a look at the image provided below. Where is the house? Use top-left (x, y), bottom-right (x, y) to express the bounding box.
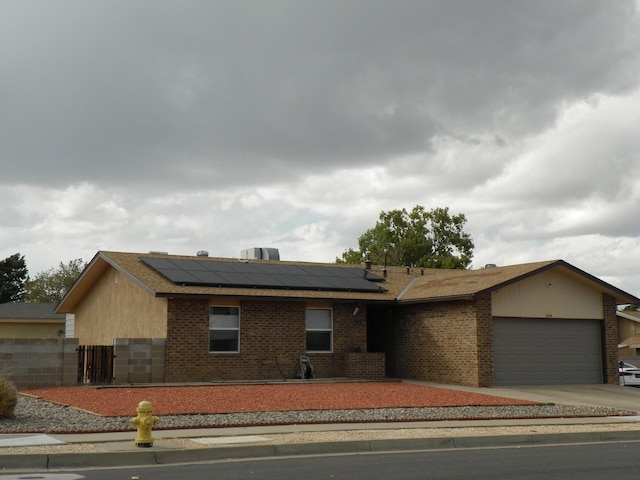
top-left (0, 302), bottom-right (65, 338)
top-left (617, 310), bottom-right (640, 357)
top-left (56, 251), bottom-right (640, 387)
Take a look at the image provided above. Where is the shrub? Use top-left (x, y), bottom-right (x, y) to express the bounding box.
top-left (0, 377), bottom-right (18, 418)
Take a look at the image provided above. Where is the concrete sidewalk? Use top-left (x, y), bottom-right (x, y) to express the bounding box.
top-left (2, 416), bottom-right (640, 472)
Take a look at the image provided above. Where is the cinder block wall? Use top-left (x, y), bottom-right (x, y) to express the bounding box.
top-left (0, 338), bottom-right (78, 388)
top-left (112, 338), bottom-right (166, 384)
top-left (164, 298), bottom-right (369, 382)
top-left (393, 300), bottom-right (482, 386)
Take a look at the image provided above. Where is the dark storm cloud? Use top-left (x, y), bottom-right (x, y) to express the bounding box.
top-left (2, 0), bottom-right (639, 189)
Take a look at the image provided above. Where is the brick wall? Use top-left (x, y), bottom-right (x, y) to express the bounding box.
top-left (0, 338), bottom-right (78, 388)
top-left (343, 352), bottom-right (386, 378)
top-left (393, 300), bottom-right (482, 386)
top-left (164, 298), bottom-right (368, 382)
top-left (475, 295), bottom-right (494, 387)
top-left (391, 294), bottom-right (618, 387)
top-left (602, 293), bottom-right (619, 384)
top-left (309, 303), bottom-right (368, 378)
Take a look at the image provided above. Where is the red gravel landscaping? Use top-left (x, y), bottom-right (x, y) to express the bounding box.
top-left (21, 382), bottom-right (538, 417)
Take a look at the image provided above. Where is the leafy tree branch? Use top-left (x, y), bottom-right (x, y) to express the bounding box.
top-left (337, 205), bottom-right (474, 269)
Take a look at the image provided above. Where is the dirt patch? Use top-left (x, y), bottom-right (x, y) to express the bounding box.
top-left (21, 382), bottom-right (538, 416)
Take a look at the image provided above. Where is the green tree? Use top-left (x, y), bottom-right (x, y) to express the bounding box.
top-left (337, 206), bottom-right (474, 269)
top-left (622, 304), bottom-right (639, 311)
top-left (0, 253), bottom-right (28, 303)
top-left (25, 258), bottom-right (86, 303)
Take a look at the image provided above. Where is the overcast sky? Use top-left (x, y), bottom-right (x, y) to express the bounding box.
top-left (1, 0), bottom-right (639, 296)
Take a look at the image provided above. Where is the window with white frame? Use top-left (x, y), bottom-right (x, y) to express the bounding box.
top-left (209, 306), bottom-right (240, 352)
top-left (305, 308), bottom-right (332, 352)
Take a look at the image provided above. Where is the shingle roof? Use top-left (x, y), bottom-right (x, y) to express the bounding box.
top-left (82, 251), bottom-right (409, 301)
top-left (0, 302), bottom-right (65, 319)
top-left (139, 256), bottom-right (388, 293)
top-left (398, 261), bottom-right (559, 302)
top-left (56, 251), bottom-right (640, 313)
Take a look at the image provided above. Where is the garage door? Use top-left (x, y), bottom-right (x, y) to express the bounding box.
top-left (493, 318), bottom-right (603, 386)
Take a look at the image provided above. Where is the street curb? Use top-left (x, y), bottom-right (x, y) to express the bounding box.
top-left (2, 430), bottom-right (640, 471)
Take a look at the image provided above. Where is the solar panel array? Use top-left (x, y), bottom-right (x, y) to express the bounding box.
top-left (140, 257), bottom-right (387, 293)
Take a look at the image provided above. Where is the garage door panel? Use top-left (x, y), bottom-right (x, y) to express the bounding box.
top-left (493, 318), bottom-right (602, 386)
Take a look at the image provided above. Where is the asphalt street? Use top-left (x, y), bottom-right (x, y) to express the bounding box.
top-left (3, 442), bottom-right (638, 480)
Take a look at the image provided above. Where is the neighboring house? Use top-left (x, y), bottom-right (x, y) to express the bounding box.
top-left (0, 302), bottom-right (66, 338)
top-left (56, 251), bottom-right (640, 387)
top-left (617, 310), bottom-right (640, 357)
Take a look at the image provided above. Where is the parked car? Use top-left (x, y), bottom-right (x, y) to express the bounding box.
top-left (619, 362), bottom-right (640, 386)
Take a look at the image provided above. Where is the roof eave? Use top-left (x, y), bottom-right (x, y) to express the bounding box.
top-left (472, 260), bottom-right (640, 305)
top-left (397, 294), bottom-right (476, 305)
top-left (56, 251), bottom-right (103, 313)
top-left (555, 260), bottom-right (640, 304)
top-left (154, 291), bottom-right (396, 303)
top-left (56, 251), bottom-right (158, 313)
top-left (471, 260), bottom-right (563, 297)
top-left (617, 311), bottom-right (640, 323)
top-left (0, 318), bottom-right (64, 324)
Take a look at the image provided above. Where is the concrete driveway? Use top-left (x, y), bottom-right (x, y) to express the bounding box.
top-left (410, 382), bottom-right (640, 414)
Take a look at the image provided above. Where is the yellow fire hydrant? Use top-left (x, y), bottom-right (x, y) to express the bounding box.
top-left (130, 400), bottom-right (159, 447)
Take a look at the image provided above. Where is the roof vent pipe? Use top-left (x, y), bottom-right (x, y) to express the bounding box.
top-left (364, 251), bottom-right (372, 270)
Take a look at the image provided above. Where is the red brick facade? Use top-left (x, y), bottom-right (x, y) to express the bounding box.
top-left (475, 295), bottom-right (494, 387)
top-left (343, 352), bottom-right (386, 378)
top-left (602, 293), bottom-right (619, 384)
top-left (393, 299), bottom-right (482, 386)
top-left (165, 298), bottom-right (377, 382)
top-left (391, 294), bottom-right (620, 387)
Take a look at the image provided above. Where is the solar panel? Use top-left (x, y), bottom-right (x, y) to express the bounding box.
top-left (140, 257), bottom-right (386, 293)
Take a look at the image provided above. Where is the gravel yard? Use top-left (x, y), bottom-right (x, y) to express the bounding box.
top-left (20, 382), bottom-right (539, 416)
top-left (1, 383), bottom-right (639, 457)
top-left (1, 382), bottom-right (637, 434)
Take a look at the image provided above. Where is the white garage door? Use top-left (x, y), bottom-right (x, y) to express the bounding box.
top-left (493, 318), bottom-right (603, 386)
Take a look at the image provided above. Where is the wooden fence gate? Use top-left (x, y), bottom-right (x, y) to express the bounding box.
top-left (77, 345), bottom-right (114, 385)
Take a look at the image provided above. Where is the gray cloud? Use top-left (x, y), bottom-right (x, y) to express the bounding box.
top-left (3, 1), bottom-right (639, 189)
top-left (1, 0), bottom-right (639, 294)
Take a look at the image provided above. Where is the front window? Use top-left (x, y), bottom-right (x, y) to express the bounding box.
top-left (209, 306), bottom-right (240, 352)
top-left (306, 308), bottom-right (332, 352)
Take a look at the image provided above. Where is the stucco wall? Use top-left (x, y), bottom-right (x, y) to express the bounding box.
top-left (618, 315), bottom-right (640, 356)
top-left (0, 322), bottom-right (64, 338)
top-left (492, 269), bottom-right (603, 319)
top-left (73, 267), bottom-right (167, 344)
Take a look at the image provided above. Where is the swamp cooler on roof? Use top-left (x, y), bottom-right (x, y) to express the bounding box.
top-left (241, 247), bottom-right (280, 261)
